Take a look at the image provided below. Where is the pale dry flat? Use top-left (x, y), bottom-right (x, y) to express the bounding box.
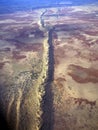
top-left (46, 4), bottom-right (98, 130)
top-left (0, 9), bottom-right (48, 130)
top-left (0, 3), bottom-right (98, 130)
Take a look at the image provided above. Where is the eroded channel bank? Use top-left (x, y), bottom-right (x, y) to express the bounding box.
top-left (39, 10), bottom-right (54, 130)
top-left (0, 9), bottom-right (54, 130)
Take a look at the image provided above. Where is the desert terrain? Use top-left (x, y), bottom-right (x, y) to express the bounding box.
top-left (0, 3), bottom-right (98, 130)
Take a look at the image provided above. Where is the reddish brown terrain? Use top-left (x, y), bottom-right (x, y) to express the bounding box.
top-left (0, 3), bottom-right (98, 130)
top-left (0, 10), bottom-right (46, 130)
top-left (48, 5), bottom-right (98, 130)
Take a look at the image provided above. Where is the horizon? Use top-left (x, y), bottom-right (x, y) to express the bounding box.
top-left (0, 0), bottom-right (98, 14)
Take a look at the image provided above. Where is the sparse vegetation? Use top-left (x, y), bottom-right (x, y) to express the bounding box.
top-left (0, 3), bottom-right (98, 130)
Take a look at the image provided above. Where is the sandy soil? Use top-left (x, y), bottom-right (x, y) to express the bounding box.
top-left (0, 3), bottom-right (98, 130)
top-left (49, 5), bottom-right (98, 130)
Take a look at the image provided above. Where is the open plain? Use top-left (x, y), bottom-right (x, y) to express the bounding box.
top-left (0, 3), bottom-right (98, 130)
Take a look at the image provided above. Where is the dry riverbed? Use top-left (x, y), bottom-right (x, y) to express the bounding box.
top-left (0, 3), bottom-right (98, 130)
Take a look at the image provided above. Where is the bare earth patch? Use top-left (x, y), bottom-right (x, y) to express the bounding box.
top-left (1, 3), bottom-right (98, 130)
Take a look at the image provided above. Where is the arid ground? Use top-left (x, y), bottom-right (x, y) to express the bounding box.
top-left (0, 3), bottom-right (98, 130)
